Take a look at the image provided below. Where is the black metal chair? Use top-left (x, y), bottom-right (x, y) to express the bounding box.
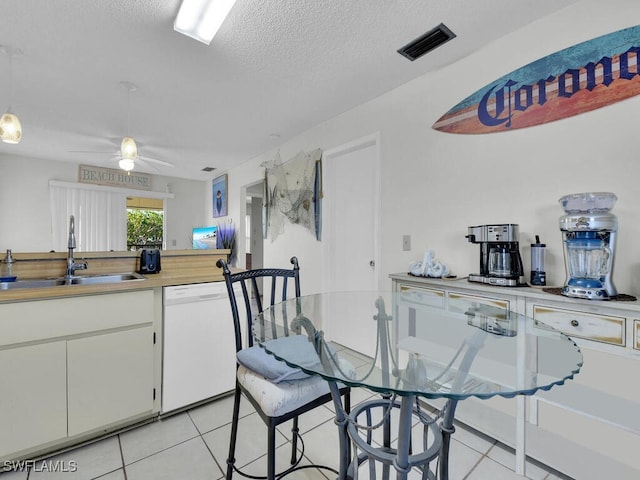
top-left (217, 256), bottom-right (350, 480)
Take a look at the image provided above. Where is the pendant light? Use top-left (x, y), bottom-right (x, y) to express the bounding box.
top-left (119, 81), bottom-right (137, 171)
top-left (0, 46), bottom-right (22, 144)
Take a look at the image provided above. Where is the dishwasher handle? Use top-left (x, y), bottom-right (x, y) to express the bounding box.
top-left (165, 292), bottom-right (228, 306)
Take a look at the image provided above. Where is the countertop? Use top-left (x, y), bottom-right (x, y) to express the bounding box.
top-left (0, 249), bottom-right (230, 303)
top-left (389, 272), bottom-right (640, 312)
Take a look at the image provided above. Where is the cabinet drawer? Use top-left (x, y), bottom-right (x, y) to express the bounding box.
top-left (0, 290), bottom-right (154, 346)
top-left (398, 284), bottom-right (445, 309)
top-left (635, 320), bottom-right (640, 350)
top-left (532, 305), bottom-right (625, 346)
top-left (447, 292), bottom-right (510, 319)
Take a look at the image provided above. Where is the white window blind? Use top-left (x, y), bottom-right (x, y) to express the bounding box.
top-left (49, 182), bottom-right (127, 252)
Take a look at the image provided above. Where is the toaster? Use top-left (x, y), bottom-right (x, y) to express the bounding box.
top-left (139, 248), bottom-right (161, 274)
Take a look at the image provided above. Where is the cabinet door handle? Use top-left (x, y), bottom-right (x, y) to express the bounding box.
top-left (570, 319), bottom-right (579, 327)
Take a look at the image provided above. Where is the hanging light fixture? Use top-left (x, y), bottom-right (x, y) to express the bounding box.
top-left (118, 156), bottom-right (135, 171)
top-left (0, 46), bottom-right (22, 144)
top-left (119, 81), bottom-right (138, 171)
top-left (121, 136), bottom-right (137, 160)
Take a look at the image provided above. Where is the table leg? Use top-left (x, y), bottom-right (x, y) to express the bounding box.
top-left (438, 398), bottom-right (459, 480)
top-left (394, 395), bottom-right (415, 480)
top-left (382, 393), bottom-right (392, 480)
top-left (328, 380), bottom-right (350, 480)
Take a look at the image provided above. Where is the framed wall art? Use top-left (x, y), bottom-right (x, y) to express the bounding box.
top-left (212, 174), bottom-right (228, 218)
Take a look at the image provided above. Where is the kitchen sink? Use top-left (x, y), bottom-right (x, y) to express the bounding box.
top-left (0, 278), bottom-right (67, 290)
top-left (67, 272), bottom-right (146, 285)
top-left (0, 272), bottom-right (146, 290)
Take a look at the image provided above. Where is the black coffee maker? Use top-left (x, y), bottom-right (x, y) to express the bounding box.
top-left (466, 224), bottom-right (524, 286)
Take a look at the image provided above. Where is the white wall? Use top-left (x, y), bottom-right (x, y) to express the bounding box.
top-left (225, 0), bottom-right (640, 296)
top-left (0, 154), bottom-right (209, 252)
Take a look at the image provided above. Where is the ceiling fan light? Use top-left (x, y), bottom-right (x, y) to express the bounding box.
top-left (121, 136), bottom-right (137, 160)
top-left (0, 111), bottom-right (22, 144)
top-left (174, 0), bottom-right (237, 45)
top-left (119, 157), bottom-right (135, 171)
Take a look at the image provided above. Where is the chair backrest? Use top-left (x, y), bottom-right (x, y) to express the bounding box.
top-left (216, 256), bottom-right (301, 352)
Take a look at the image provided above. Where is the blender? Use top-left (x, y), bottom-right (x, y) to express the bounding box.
top-left (530, 235), bottom-right (546, 286)
top-left (559, 192), bottom-right (618, 300)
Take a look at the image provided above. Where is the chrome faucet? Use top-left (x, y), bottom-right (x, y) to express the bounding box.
top-left (66, 215), bottom-right (87, 278)
top-left (2, 249), bottom-right (14, 277)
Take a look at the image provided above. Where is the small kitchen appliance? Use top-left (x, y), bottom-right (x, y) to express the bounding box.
top-left (530, 235), bottom-right (546, 286)
top-left (559, 192), bottom-right (617, 300)
top-left (139, 248), bottom-right (161, 274)
top-left (466, 224), bottom-right (524, 286)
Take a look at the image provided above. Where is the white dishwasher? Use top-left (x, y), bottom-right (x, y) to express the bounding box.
top-left (162, 282), bottom-right (237, 413)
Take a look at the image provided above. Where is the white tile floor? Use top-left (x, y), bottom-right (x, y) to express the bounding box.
top-left (1, 388), bottom-right (574, 480)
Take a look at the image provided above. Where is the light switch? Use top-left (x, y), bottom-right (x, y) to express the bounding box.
top-left (402, 235), bottom-right (411, 251)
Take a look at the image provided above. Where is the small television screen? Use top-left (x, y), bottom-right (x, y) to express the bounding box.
top-left (192, 226), bottom-right (217, 249)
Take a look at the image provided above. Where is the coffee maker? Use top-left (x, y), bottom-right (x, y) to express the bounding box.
top-left (466, 224), bottom-right (524, 286)
top-left (559, 192), bottom-right (618, 300)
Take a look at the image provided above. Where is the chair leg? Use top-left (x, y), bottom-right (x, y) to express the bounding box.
top-left (226, 384), bottom-right (242, 480)
top-left (344, 390), bottom-right (351, 414)
top-left (268, 422), bottom-right (277, 480)
top-left (290, 416), bottom-right (300, 464)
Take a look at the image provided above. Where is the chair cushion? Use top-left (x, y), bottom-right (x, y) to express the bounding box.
top-left (236, 337), bottom-right (357, 417)
top-left (237, 364), bottom-right (334, 417)
top-left (236, 335), bottom-right (319, 383)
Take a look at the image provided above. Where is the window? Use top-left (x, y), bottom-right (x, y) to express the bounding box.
top-left (126, 197), bottom-right (164, 251)
top-left (49, 181), bottom-right (172, 252)
top-left (50, 182), bottom-right (127, 252)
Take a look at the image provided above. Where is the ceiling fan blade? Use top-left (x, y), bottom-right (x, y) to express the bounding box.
top-left (109, 156), bottom-right (162, 173)
top-left (69, 150), bottom-right (117, 154)
top-left (138, 155), bottom-right (174, 168)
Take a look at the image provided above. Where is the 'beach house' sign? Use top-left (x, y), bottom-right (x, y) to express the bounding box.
top-left (78, 164), bottom-right (152, 191)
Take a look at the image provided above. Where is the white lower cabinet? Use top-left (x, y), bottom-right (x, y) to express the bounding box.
top-left (68, 326), bottom-right (154, 436)
top-left (0, 290), bottom-right (158, 461)
top-left (390, 273), bottom-right (640, 479)
top-left (0, 342), bottom-right (67, 457)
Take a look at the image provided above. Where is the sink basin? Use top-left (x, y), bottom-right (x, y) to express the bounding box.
top-left (0, 278), bottom-right (67, 290)
top-left (0, 272), bottom-right (146, 290)
top-left (67, 272), bottom-right (146, 285)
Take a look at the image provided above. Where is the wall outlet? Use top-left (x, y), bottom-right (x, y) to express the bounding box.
top-left (171, 239), bottom-right (177, 246)
top-left (402, 235), bottom-right (411, 251)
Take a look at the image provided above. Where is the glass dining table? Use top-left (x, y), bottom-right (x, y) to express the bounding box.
top-left (254, 291), bottom-right (583, 480)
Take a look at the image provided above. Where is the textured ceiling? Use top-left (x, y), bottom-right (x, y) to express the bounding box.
top-left (0, 0), bottom-right (575, 180)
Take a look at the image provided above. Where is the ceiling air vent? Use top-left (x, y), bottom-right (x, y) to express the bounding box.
top-left (201, 166), bottom-right (216, 172)
top-left (397, 23), bottom-right (456, 61)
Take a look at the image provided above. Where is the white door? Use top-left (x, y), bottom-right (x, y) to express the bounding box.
top-left (323, 134), bottom-right (380, 355)
top-left (324, 133), bottom-right (379, 291)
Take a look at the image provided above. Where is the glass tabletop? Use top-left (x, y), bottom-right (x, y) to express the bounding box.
top-left (254, 291), bottom-right (583, 401)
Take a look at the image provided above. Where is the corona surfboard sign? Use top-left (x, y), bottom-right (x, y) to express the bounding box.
top-left (433, 25), bottom-right (640, 134)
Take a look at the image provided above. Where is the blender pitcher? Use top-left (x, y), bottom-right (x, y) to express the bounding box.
top-left (559, 192), bottom-right (618, 299)
top-left (565, 233), bottom-right (611, 287)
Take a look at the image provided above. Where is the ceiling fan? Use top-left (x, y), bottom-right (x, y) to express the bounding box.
top-left (69, 82), bottom-right (174, 173)
top-left (69, 141), bottom-right (175, 173)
